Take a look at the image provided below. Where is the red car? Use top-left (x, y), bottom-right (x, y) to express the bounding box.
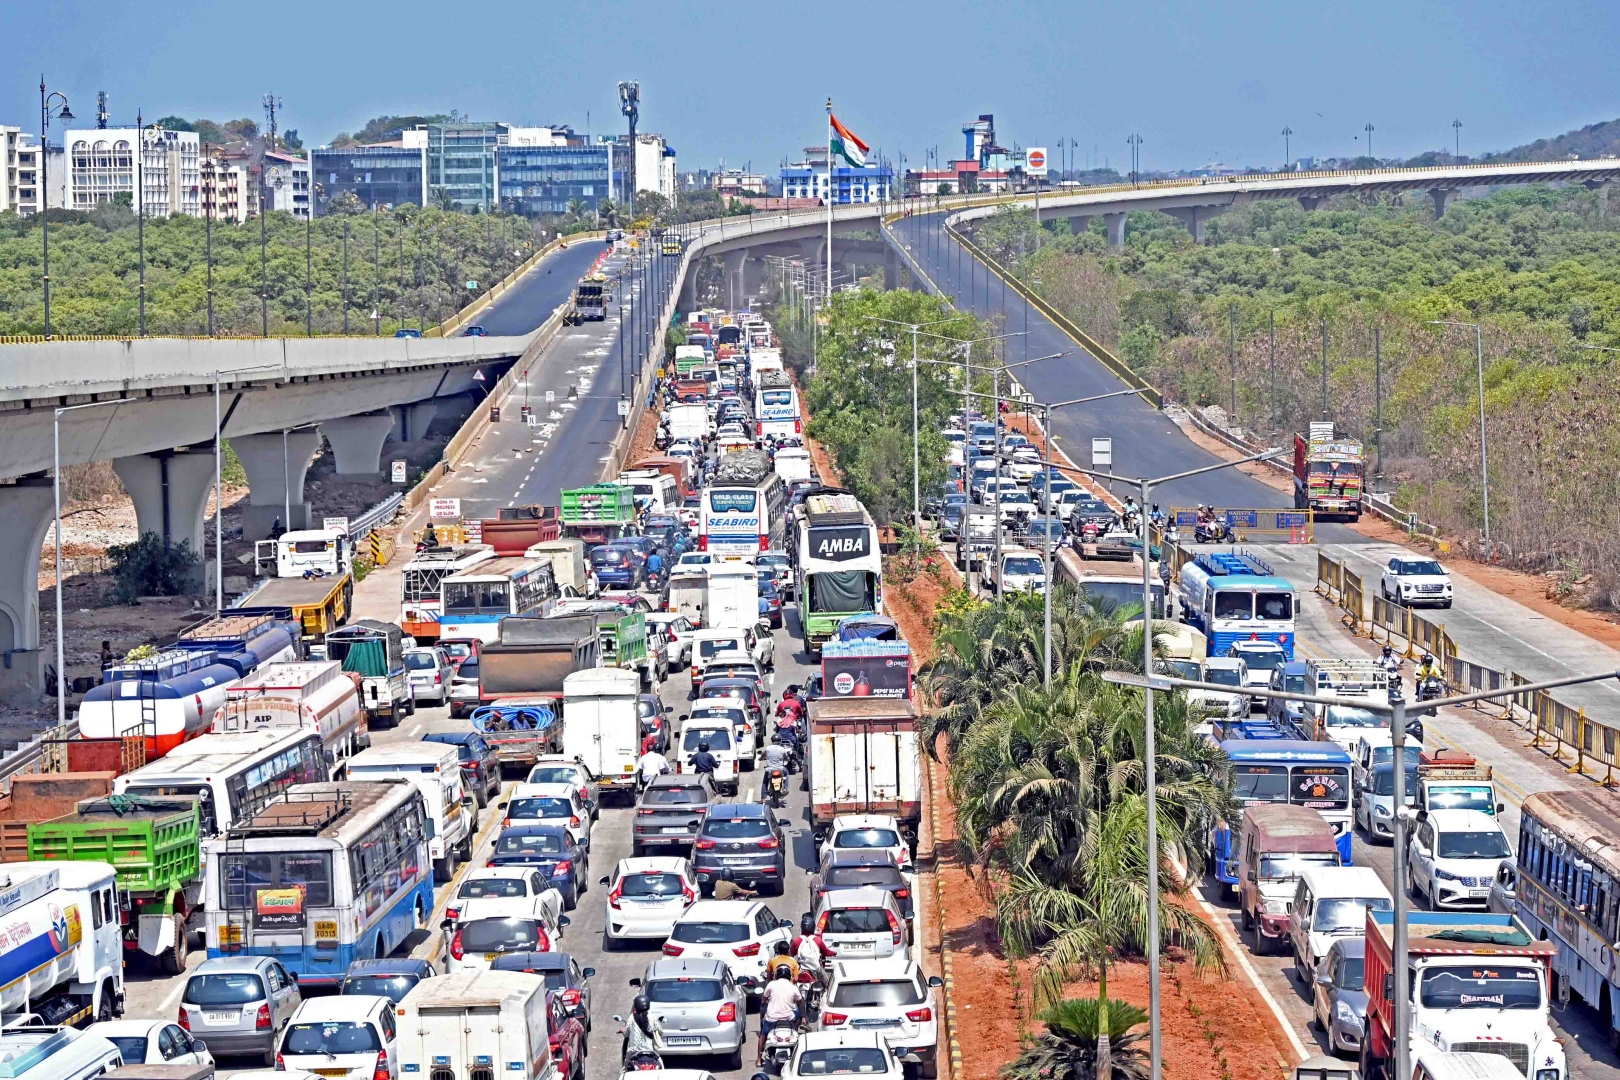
top-left (546, 990), bottom-right (587, 1080)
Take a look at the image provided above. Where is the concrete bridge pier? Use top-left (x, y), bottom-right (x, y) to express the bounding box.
top-left (1165, 205), bottom-right (1228, 244)
top-left (1104, 212), bottom-right (1127, 247)
top-left (111, 449), bottom-right (218, 591)
top-left (321, 412), bottom-right (396, 476)
top-left (390, 401), bottom-right (438, 443)
top-left (723, 250), bottom-right (747, 311)
top-left (1430, 188), bottom-right (1452, 218)
top-left (1587, 179), bottom-right (1614, 216)
top-left (0, 479), bottom-right (54, 704)
top-left (885, 251), bottom-right (901, 290)
top-left (799, 237), bottom-right (826, 272)
top-left (1066, 215), bottom-right (1093, 237)
top-left (680, 266), bottom-right (698, 309)
top-left (232, 428), bottom-right (322, 540)
top-left (1298, 196), bottom-right (1323, 211)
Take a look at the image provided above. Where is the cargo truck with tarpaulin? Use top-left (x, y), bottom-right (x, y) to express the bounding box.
top-left (795, 493), bottom-right (882, 655)
top-left (324, 620), bottom-right (411, 726)
top-left (559, 485), bottom-right (637, 545)
top-left (807, 696), bottom-right (921, 846)
top-left (1293, 422), bottom-right (1364, 520)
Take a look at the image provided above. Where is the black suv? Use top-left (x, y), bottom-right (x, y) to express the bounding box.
top-left (632, 774), bottom-right (716, 856)
top-left (692, 802), bottom-right (790, 896)
top-left (423, 730), bottom-right (502, 806)
top-left (809, 848), bottom-right (915, 920)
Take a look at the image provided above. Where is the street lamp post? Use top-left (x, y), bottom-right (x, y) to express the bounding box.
top-left (861, 314), bottom-right (966, 530)
top-left (1103, 664), bottom-right (1620, 1080)
top-left (137, 111), bottom-right (147, 338)
top-left (37, 80), bottom-right (73, 340)
top-left (1429, 320), bottom-right (1490, 554)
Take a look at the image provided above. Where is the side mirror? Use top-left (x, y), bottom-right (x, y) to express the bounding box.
top-left (1497, 802), bottom-right (1506, 814)
top-left (558, 915), bottom-right (571, 927)
top-left (679, 715), bottom-right (689, 723)
top-left (599, 876), bottom-right (611, 886)
top-left (582, 967), bottom-right (595, 978)
top-left (629, 977), bottom-right (643, 988)
top-left (192, 1041), bottom-right (207, 1053)
top-left (498, 802), bottom-right (509, 811)
top-left (1246, 870), bottom-right (1257, 883)
top-left (778, 819), bottom-right (791, 827)
top-left (441, 919), bottom-right (454, 931)
top-left (927, 975), bottom-right (943, 988)
top-left (287, 971), bottom-right (299, 983)
top-left (779, 918), bottom-right (793, 928)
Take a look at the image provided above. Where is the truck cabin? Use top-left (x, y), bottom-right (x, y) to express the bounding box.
top-left (257, 529), bottom-right (350, 578)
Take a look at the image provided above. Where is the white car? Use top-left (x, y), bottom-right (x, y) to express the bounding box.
top-left (525, 755), bottom-right (599, 820)
top-left (444, 892), bottom-right (567, 973)
top-left (690, 699), bottom-right (757, 768)
top-left (995, 490), bottom-right (1037, 522)
top-left (1036, 477), bottom-right (1080, 512)
top-left (1193, 657), bottom-right (1250, 717)
top-left (448, 866), bottom-right (564, 922)
top-left (663, 899), bottom-right (794, 995)
top-left (87, 1020), bottom-right (214, 1068)
top-left (812, 886), bottom-right (909, 961)
top-left (1226, 640), bottom-right (1288, 706)
top-left (1406, 808), bottom-right (1514, 909)
top-left (782, 1031), bottom-right (907, 1080)
top-left (1380, 556), bottom-right (1453, 609)
top-left (984, 548), bottom-right (1045, 595)
top-left (603, 857), bottom-right (700, 943)
top-left (647, 613), bottom-right (698, 665)
top-left (276, 995), bottom-right (397, 1080)
top-left (817, 956), bottom-right (944, 1076)
top-left (819, 815), bottom-right (912, 873)
top-left (691, 627), bottom-right (773, 680)
top-left (674, 551), bottom-right (716, 574)
top-left (504, 781), bottom-right (592, 850)
top-left (1052, 489), bottom-right (1090, 519)
top-left (403, 646), bottom-right (453, 706)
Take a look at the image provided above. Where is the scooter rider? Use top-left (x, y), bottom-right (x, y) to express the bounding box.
top-left (757, 967), bottom-right (804, 1066)
top-left (623, 994), bottom-right (659, 1062)
top-left (1415, 652), bottom-right (1441, 683)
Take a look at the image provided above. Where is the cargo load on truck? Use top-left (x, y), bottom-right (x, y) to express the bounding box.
top-left (0, 861), bottom-right (125, 1027)
top-left (27, 795), bottom-right (202, 974)
top-left (172, 611), bottom-right (300, 676)
top-left (807, 696), bottom-right (921, 844)
top-left (569, 277), bottom-right (606, 323)
top-left (244, 529), bottom-right (355, 639)
top-left (396, 971), bottom-right (555, 1080)
top-left (0, 773), bottom-right (117, 863)
top-left (325, 620), bottom-right (412, 725)
top-left (210, 660), bottom-right (367, 751)
top-left (1293, 422), bottom-right (1364, 519)
top-left (713, 449), bottom-right (773, 487)
top-left (523, 539), bottom-right (591, 597)
top-left (559, 485), bottom-right (636, 544)
top-left (478, 507), bottom-right (561, 556)
top-left (478, 614), bottom-right (600, 705)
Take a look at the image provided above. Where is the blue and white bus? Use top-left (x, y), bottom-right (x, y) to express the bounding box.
top-left (1176, 549), bottom-right (1296, 658)
top-left (1211, 739), bottom-right (1354, 889)
top-left (203, 781), bottom-right (434, 985)
top-left (701, 452), bottom-right (788, 558)
top-left (438, 556), bottom-right (560, 642)
top-left (754, 371), bottom-right (801, 442)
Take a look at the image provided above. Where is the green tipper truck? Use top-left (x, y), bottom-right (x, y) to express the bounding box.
top-left (561, 484), bottom-right (637, 544)
top-left (598, 610), bottom-right (652, 684)
top-left (29, 795), bottom-right (202, 974)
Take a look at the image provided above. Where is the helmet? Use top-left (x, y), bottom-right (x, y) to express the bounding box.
top-left (698, 742), bottom-right (710, 753)
top-left (1422, 653), bottom-right (1434, 664)
top-left (633, 994), bottom-right (650, 1015)
top-left (720, 867), bottom-right (735, 882)
top-left (800, 913), bottom-right (815, 935)
top-left (1381, 645), bottom-right (1393, 657)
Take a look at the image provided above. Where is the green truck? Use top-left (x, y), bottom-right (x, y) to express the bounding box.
top-left (28, 795), bottom-right (202, 974)
top-left (597, 609), bottom-right (654, 684)
top-left (561, 484), bottom-right (638, 544)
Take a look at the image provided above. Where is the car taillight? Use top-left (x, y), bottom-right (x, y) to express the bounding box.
top-left (561, 988), bottom-right (581, 1006)
top-left (894, 889), bottom-right (910, 899)
top-left (682, 882), bottom-right (697, 904)
top-left (578, 787), bottom-right (589, 802)
top-left (694, 839), bottom-right (717, 850)
top-left (698, 535), bottom-right (708, 551)
top-left (887, 910), bottom-right (903, 945)
top-left (662, 942), bottom-right (685, 956)
top-left (821, 1011), bottom-right (848, 1026)
top-left (178, 1010), bottom-right (190, 1031)
top-left (733, 942), bottom-right (760, 957)
top-left (638, 808), bottom-right (656, 815)
top-left (717, 1001), bottom-right (737, 1023)
top-left (609, 884), bottom-right (623, 909)
top-left (758, 535), bottom-right (768, 552)
top-left (373, 1051), bottom-right (390, 1080)
top-left (276, 1053), bottom-right (284, 1070)
top-left (535, 927), bottom-right (550, 952)
top-left (815, 912), bottom-right (829, 933)
top-left (757, 836), bottom-right (779, 849)
top-left (795, 419), bottom-right (802, 434)
top-left (502, 817), bottom-right (511, 828)
top-left (906, 1007), bottom-right (933, 1023)
top-left (552, 860), bottom-right (573, 878)
top-left (450, 930), bottom-right (464, 960)
top-left (446, 907), bottom-right (460, 921)
top-left (433, 674), bottom-right (442, 684)
top-left (256, 1003), bottom-right (272, 1030)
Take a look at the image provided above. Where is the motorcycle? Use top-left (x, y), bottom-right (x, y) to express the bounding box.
top-left (760, 1023), bottom-right (799, 1073)
top-left (763, 765), bottom-right (789, 807)
top-left (771, 730), bottom-right (801, 773)
top-left (1164, 524), bottom-right (1181, 547)
top-left (1417, 674), bottom-right (1446, 702)
top-left (797, 967), bottom-right (825, 1015)
top-left (623, 1050), bottom-right (663, 1072)
top-left (1194, 518), bottom-right (1230, 544)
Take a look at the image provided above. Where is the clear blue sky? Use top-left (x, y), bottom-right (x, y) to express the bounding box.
top-left (6, 0), bottom-right (1618, 172)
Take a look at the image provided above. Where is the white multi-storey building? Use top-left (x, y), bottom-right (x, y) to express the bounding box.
top-left (65, 125), bottom-right (201, 216)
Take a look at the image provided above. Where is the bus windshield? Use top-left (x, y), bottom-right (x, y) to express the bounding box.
top-left (443, 581), bottom-right (509, 614)
top-left (1232, 766), bottom-right (1289, 803)
top-left (1214, 592), bottom-right (1253, 620)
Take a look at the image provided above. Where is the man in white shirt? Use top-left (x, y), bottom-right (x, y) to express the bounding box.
top-left (637, 748), bottom-right (670, 788)
top-left (757, 969), bottom-right (803, 1065)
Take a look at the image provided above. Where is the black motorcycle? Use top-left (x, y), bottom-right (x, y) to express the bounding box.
top-left (1194, 519), bottom-right (1230, 544)
top-left (763, 765), bottom-right (789, 807)
top-left (771, 730), bottom-right (801, 773)
top-left (1417, 675), bottom-right (1446, 702)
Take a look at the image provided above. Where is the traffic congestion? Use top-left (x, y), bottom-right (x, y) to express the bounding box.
top-left (0, 306), bottom-right (933, 1080)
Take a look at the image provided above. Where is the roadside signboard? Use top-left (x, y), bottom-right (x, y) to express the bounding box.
top-left (390, 460), bottom-right (407, 484)
top-left (821, 640), bottom-right (912, 700)
top-left (1026, 147), bottom-right (1048, 176)
top-left (322, 516), bottom-right (349, 534)
top-left (1092, 437), bottom-right (1112, 467)
top-left (430, 498), bottom-right (461, 519)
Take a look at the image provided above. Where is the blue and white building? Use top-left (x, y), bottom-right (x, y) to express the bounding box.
top-left (781, 155), bottom-right (893, 204)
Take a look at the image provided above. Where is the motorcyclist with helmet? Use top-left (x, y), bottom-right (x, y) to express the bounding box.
top-left (622, 994), bottom-right (660, 1065)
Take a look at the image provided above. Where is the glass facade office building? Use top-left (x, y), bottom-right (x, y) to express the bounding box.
top-left (429, 123), bottom-right (503, 211)
top-left (497, 145), bottom-right (611, 216)
top-left (312, 146), bottom-right (426, 212)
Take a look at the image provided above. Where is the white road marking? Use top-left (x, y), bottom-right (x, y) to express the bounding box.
top-left (160, 979), bottom-right (188, 1011)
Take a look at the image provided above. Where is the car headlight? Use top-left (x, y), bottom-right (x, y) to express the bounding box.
top-left (1335, 1000), bottom-right (1360, 1027)
top-left (1375, 804), bottom-right (1391, 817)
top-left (1434, 867), bottom-right (1459, 882)
top-left (1264, 899), bottom-right (1289, 915)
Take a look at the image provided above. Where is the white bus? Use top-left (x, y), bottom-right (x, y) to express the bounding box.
top-left (796, 493), bottom-right (883, 653)
top-left (754, 371), bottom-right (801, 442)
top-left (702, 450), bottom-right (788, 558)
top-left (112, 728), bottom-right (327, 836)
top-left (203, 781), bottom-right (434, 987)
top-left (438, 557), bottom-right (562, 643)
top-left (399, 543), bottom-right (496, 642)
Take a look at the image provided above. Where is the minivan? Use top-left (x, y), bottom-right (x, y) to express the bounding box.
top-left (1285, 865), bottom-right (1392, 988)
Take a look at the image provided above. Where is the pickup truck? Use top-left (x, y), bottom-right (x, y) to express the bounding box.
top-left (1415, 749), bottom-right (1503, 817)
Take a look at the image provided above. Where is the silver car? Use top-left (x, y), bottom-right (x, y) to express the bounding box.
top-left (179, 955), bottom-right (302, 1066)
top-left (631, 957), bottom-right (747, 1070)
top-left (405, 647), bottom-right (454, 706)
top-left (1311, 936), bottom-right (1368, 1059)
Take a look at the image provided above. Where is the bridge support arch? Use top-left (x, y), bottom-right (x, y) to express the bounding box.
top-left (111, 449), bottom-right (217, 592)
top-left (1165, 204), bottom-right (1228, 244)
top-left (321, 412), bottom-right (396, 476)
top-left (391, 401), bottom-right (438, 443)
top-left (232, 428), bottom-right (322, 540)
top-left (1298, 196), bottom-right (1322, 211)
top-left (0, 479), bottom-right (54, 704)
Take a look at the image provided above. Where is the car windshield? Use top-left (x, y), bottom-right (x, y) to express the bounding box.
top-left (647, 978), bottom-right (725, 1003)
top-left (1157, 660), bottom-right (1201, 680)
top-left (494, 832), bottom-right (564, 855)
top-left (620, 872), bottom-right (688, 898)
top-left (1259, 853), bottom-right (1339, 879)
top-left (642, 785), bottom-right (706, 805)
top-left (834, 828), bottom-right (900, 850)
top-left (672, 920), bottom-right (750, 944)
top-left (1437, 830), bottom-right (1512, 860)
top-left (1336, 956), bottom-right (1366, 990)
top-left (831, 979), bottom-right (925, 1008)
top-left (1232, 766), bottom-right (1289, 803)
top-left (1205, 666), bottom-right (1243, 687)
top-left (1281, 673), bottom-right (1306, 693)
top-left (105, 1037), bottom-right (149, 1063)
top-left (699, 639), bottom-right (745, 659)
top-left (1324, 707), bottom-right (1386, 729)
top-left (184, 973), bottom-right (264, 1005)
top-left (794, 1048), bottom-right (891, 1074)
top-left (1398, 560), bottom-right (1445, 576)
top-left (508, 798), bottom-right (572, 819)
top-left (1372, 767), bottom-right (1420, 798)
top-left (285, 1020), bottom-right (382, 1055)
top-left (1004, 557), bottom-right (1043, 575)
top-left (825, 865), bottom-right (905, 889)
top-left (683, 728), bottom-right (732, 752)
top-left (526, 767), bottom-right (579, 786)
top-left (341, 974), bottom-right (420, 1002)
top-left (458, 877), bottom-right (527, 899)
top-left (460, 918), bottom-right (545, 951)
top-left (405, 652), bottom-right (439, 670)
top-left (1427, 786), bottom-right (1496, 814)
top-left (1237, 650), bottom-right (1285, 671)
top-left (703, 818), bottom-right (771, 839)
top-left (1420, 967), bottom-right (1541, 1009)
top-left (825, 908), bottom-right (892, 934)
top-left (1371, 745), bottom-right (1423, 767)
top-left (692, 708), bottom-right (747, 728)
top-left (1314, 897), bottom-right (1392, 933)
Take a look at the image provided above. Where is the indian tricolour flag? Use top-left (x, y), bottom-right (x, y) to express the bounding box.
top-left (829, 113), bottom-right (869, 168)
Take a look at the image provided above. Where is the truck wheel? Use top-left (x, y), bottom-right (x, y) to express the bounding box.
top-left (160, 913), bottom-right (189, 976)
top-left (1250, 920), bottom-right (1267, 955)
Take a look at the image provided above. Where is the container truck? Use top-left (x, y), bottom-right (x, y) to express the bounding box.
top-left (806, 697), bottom-right (922, 846)
top-left (244, 529), bottom-right (355, 638)
top-left (324, 620), bottom-right (412, 726)
top-left (0, 861), bottom-right (125, 1027)
top-left (1361, 909), bottom-right (1563, 1080)
top-left (559, 485), bottom-right (637, 544)
top-left (524, 539), bottom-right (591, 597)
top-left (560, 667), bottom-right (642, 804)
top-left (1294, 422), bottom-right (1365, 520)
top-left (27, 796), bottom-right (202, 974)
top-left (396, 971), bottom-right (558, 1080)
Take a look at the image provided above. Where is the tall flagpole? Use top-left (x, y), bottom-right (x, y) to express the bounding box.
top-left (826, 97), bottom-right (834, 300)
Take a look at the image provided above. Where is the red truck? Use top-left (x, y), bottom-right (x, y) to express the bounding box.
top-left (1361, 909), bottom-right (1563, 1080)
top-left (1293, 422), bottom-right (1365, 520)
top-left (479, 505), bottom-right (561, 556)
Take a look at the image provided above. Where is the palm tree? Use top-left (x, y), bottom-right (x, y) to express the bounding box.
top-left (564, 198), bottom-right (587, 226)
top-left (1001, 996), bottom-right (1150, 1080)
top-left (596, 198), bottom-right (622, 228)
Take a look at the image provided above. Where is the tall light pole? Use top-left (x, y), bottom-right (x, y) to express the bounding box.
top-left (1104, 664), bottom-right (1620, 1080)
top-left (136, 110), bottom-right (147, 337)
top-left (1452, 119), bottom-right (1463, 160)
top-left (1281, 126), bottom-right (1292, 171)
top-left (861, 314), bottom-right (966, 529)
top-left (1364, 122), bottom-right (1375, 164)
top-left (1127, 134), bottom-right (1143, 187)
top-left (1429, 320), bottom-right (1490, 555)
top-left (38, 81), bottom-right (73, 339)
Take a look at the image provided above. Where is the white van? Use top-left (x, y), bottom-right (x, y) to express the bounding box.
top-left (667, 573), bottom-right (708, 628)
top-left (705, 566), bottom-right (760, 632)
top-left (0, 1028), bottom-right (122, 1080)
top-left (774, 447), bottom-right (813, 484)
top-left (560, 667), bottom-right (642, 805)
top-left (1285, 865), bottom-right (1393, 986)
top-left (677, 715), bottom-right (740, 795)
top-left (397, 971), bottom-right (557, 1080)
top-left (347, 743), bottom-right (473, 882)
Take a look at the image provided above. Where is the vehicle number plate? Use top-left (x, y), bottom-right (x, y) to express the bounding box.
top-left (840, 941), bottom-right (875, 953)
top-left (314, 920), bottom-right (339, 941)
top-left (314, 1070), bottom-right (352, 1077)
top-left (662, 826), bottom-right (687, 834)
top-left (723, 857), bottom-right (753, 865)
top-left (853, 1019), bottom-right (900, 1028)
top-left (206, 1012), bottom-right (237, 1022)
top-left (1469, 888), bottom-right (1489, 898)
top-left (485, 953), bottom-right (503, 961)
top-left (664, 1037), bottom-right (702, 1047)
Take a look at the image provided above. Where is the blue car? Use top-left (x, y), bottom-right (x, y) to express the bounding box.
top-left (588, 543), bottom-right (644, 589)
top-left (487, 824), bottom-right (589, 909)
top-left (393, 328), bottom-right (422, 338)
top-left (462, 325), bottom-right (488, 337)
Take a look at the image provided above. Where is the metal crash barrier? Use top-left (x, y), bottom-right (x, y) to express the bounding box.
top-left (1170, 507), bottom-right (1313, 543)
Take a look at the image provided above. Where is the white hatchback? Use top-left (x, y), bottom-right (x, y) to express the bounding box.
top-left (812, 886), bottom-right (909, 961)
top-left (818, 956), bottom-right (944, 1077)
top-left (504, 781), bottom-right (592, 850)
top-left (443, 892), bottom-right (568, 973)
top-left (663, 899), bottom-right (794, 996)
top-left (86, 1020), bottom-right (213, 1068)
top-left (603, 857), bottom-right (701, 943)
top-left (276, 994), bottom-right (397, 1080)
top-left (819, 814), bottom-right (912, 873)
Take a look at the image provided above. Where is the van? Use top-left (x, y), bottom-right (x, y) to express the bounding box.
top-left (1236, 804), bottom-right (1341, 955)
top-left (667, 573), bottom-right (708, 628)
top-left (1285, 865), bottom-right (1392, 987)
top-left (774, 447), bottom-right (813, 484)
top-left (620, 471), bottom-right (679, 515)
top-left (677, 716), bottom-right (740, 795)
top-left (704, 567), bottom-right (761, 633)
top-left (524, 539), bottom-right (590, 597)
top-left (347, 743), bottom-right (472, 881)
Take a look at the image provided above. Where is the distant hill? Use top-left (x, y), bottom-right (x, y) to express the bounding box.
top-left (1481, 118), bottom-right (1620, 163)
